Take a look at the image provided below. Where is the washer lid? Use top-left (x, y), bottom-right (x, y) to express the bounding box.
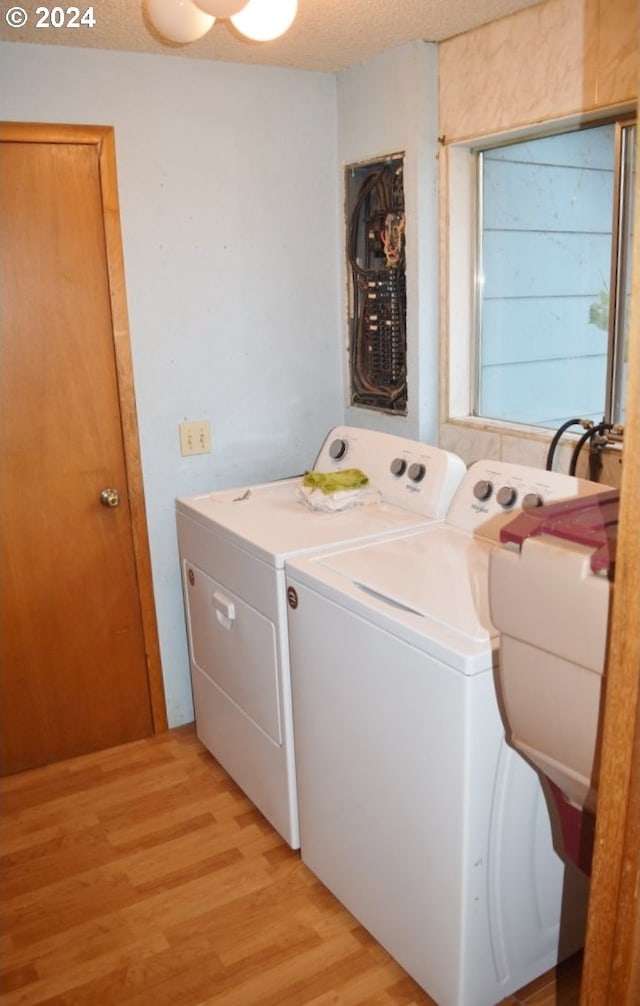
top-left (176, 478), bottom-right (436, 564)
top-left (315, 525), bottom-right (494, 644)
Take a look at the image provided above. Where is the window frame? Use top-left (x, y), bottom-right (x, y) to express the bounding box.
top-left (605, 117), bottom-right (636, 423)
top-left (447, 110), bottom-right (635, 434)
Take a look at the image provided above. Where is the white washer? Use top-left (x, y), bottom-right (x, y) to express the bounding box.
top-left (176, 427), bottom-right (465, 848)
top-left (285, 461), bottom-right (601, 1006)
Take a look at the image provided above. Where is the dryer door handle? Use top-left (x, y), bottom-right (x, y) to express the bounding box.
top-left (213, 590), bottom-right (236, 629)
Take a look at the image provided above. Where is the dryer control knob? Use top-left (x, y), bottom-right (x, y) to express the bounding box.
top-left (329, 438), bottom-right (347, 460)
top-left (407, 462), bottom-right (426, 483)
top-left (497, 485), bottom-right (518, 509)
top-left (473, 479), bottom-right (493, 501)
top-left (390, 457), bottom-right (407, 477)
top-left (523, 492), bottom-right (544, 509)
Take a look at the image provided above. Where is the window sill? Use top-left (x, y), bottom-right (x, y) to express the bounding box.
top-left (440, 417), bottom-right (623, 486)
top-left (446, 414), bottom-right (623, 448)
top-left (446, 415), bottom-right (556, 444)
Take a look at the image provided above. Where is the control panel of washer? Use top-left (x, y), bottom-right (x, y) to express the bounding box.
top-left (313, 427), bottom-right (466, 519)
top-left (447, 460), bottom-right (609, 539)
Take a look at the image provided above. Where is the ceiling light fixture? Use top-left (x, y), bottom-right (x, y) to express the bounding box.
top-left (144, 0), bottom-right (298, 45)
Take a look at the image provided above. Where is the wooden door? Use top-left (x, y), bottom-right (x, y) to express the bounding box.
top-left (0, 123), bottom-right (166, 775)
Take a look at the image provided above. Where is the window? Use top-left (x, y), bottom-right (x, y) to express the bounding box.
top-left (474, 117), bottom-right (635, 429)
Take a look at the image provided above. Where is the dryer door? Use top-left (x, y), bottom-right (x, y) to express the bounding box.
top-left (183, 561), bottom-right (281, 745)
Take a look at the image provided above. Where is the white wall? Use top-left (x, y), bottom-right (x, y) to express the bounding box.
top-left (337, 41), bottom-right (440, 443)
top-left (1, 42), bottom-right (343, 726)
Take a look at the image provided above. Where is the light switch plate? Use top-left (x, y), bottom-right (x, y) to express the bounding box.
top-left (179, 420), bottom-right (211, 456)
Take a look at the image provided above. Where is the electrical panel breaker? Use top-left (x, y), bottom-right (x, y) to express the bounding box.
top-left (346, 155), bottom-right (407, 414)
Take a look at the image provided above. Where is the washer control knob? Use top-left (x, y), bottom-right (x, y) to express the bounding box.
top-left (497, 485), bottom-right (518, 509)
top-left (407, 462), bottom-right (426, 483)
top-left (473, 479), bottom-right (493, 501)
top-left (329, 438), bottom-right (347, 460)
top-left (390, 457), bottom-right (407, 477)
top-left (523, 492), bottom-right (545, 509)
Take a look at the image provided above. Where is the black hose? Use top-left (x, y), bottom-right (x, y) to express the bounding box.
top-left (545, 418), bottom-right (585, 471)
top-left (569, 422), bottom-right (614, 477)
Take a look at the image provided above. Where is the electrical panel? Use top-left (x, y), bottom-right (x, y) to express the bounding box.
top-left (346, 155), bottom-right (407, 414)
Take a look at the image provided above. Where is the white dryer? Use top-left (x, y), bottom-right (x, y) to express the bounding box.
top-left (175, 427), bottom-right (465, 848)
top-left (285, 461), bottom-right (603, 1006)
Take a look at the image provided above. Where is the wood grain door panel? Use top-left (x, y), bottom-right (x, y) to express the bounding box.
top-left (0, 128), bottom-right (164, 773)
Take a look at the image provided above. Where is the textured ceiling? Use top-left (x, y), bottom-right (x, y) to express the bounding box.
top-left (1, 0), bottom-right (546, 72)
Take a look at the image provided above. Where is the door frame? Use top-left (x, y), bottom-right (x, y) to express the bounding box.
top-left (1, 120), bottom-right (167, 735)
top-left (580, 119), bottom-right (640, 1002)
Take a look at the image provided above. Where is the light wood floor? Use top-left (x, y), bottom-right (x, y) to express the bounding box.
top-left (0, 725), bottom-right (582, 1005)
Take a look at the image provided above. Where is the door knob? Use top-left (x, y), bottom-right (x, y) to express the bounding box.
top-left (100, 488), bottom-right (121, 508)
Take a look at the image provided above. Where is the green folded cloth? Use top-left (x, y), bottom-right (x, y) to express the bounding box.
top-left (302, 468), bottom-right (369, 495)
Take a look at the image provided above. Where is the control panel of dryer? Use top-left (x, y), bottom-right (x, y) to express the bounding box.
top-left (313, 426), bottom-right (465, 519)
